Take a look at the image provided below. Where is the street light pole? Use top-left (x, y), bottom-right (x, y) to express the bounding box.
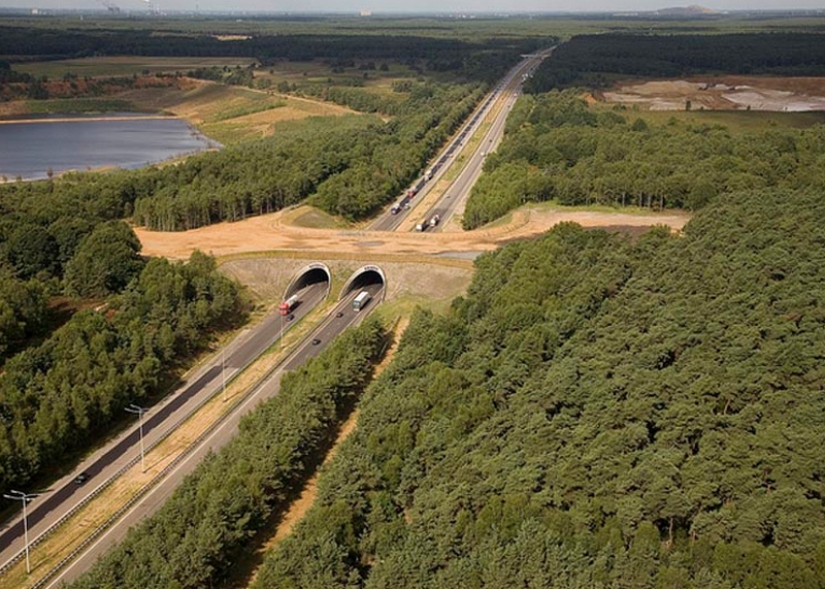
top-left (3, 490), bottom-right (36, 574)
top-left (125, 404), bottom-right (148, 472)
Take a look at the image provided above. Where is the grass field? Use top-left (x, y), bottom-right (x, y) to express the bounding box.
top-left (15, 56), bottom-right (258, 79)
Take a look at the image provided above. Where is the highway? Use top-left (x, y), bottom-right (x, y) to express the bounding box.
top-left (2, 47), bottom-right (550, 586)
top-left (43, 282), bottom-right (384, 589)
top-left (0, 279), bottom-right (330, 579)
top-left (420, 49), bottom-right (552, 232)
top-left (369, 48), bottom-right (551, 233)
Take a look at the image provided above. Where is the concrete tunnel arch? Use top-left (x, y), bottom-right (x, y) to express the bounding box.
top-left (283, 263), bottom-right (332, 301)
top-left (339, 265), bottom-right (387, 302)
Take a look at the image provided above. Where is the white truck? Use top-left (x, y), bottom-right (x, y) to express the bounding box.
top-left (352, 290), bottom-right (371, 311)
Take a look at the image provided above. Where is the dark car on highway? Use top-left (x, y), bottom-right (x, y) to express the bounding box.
top-left (311, 338), bottom-right (321, 345)
top-left (74, 472), bottom-right (89, 485)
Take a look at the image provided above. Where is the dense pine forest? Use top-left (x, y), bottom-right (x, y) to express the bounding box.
top-left (250, 187), bottom-right (825, 589)
top-left (525, 33), bottom-right (825, 92)
top-left (463, 90), bottom-right (825, 228)
top-left (0, 249), bottom-right (245, 494)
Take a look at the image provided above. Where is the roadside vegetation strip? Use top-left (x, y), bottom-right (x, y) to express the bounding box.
top-left (28, 333), bottom-right (294, 589)
top-left (0, 288), bottom-right (328, 584)
top-left (66, 318), bottom-right (387, 589)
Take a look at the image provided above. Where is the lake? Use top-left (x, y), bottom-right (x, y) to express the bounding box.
top-left (0, 115), bottom-right (217, 181)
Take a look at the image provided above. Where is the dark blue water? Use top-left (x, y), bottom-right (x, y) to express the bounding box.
top-left (0, 116), bottom-right (217, 180)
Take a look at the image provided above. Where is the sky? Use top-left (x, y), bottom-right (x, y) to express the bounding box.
top-left (2, 0), bottom-right (824, 13)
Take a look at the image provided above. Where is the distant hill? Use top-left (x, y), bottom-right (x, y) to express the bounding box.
top-left (655, 4), bottom-right (720, 15)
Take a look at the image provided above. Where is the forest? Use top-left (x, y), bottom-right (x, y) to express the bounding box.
top-left (0, 25), bottom-right (545, 83)
top-left (462, 90), bottom-right (825, 228)
top-left (0, 248), bottom-right (245, 494)
top-left (247, 186), bottom-right (825, 589)
top-left (68, 318), bottom-right (386, 589)
top-left (525, 32), bottom-right (825, 92)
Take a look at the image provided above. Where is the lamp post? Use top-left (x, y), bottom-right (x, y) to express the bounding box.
top-left (3, 490), bottom-right (36, 574)
top-left (125, 404), bottom-right (148, 472)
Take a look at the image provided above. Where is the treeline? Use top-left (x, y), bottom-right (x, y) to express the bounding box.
top-left (0, 26), bottom-right (544, 82)
top-left (68, 318), bottom-right (386, 589)
top-left (0, 60), bottom-right (33, 84)
top-left (526, 32), bottom-right (825, 92)
top-left (133, 78), bottom-right (481, 228)
top-left (252, 188), bottom-right (825, 588)
top-left (0, 250), bottom-right (245, 494)
top-left (462, 90), bottom-right (825, 228)
top-left (4, 80), bottom-right (483, 231)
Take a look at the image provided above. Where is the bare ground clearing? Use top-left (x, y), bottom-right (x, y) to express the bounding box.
top-left (136, 204), bottom-right (690, 262)
top-left (600, 76), bottom-right (825, 111)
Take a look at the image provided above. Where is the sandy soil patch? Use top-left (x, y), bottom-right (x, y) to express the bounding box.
top-left (135, 204), bottom-right (690, 262)
top-left (601, 76), bottom-right (825, 111)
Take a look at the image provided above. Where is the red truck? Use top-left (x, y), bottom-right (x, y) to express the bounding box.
top-left (279, 294), bottom-right (299, 315)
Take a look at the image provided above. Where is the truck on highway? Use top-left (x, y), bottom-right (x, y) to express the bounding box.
top-left (406, 177), bottom-right (426, 198)
top-left (429, 214), bottom-right (440, 228)
top-left (352, 290), bottom-right (372, 311)
top-left (279, 294), bottom-right (299, 315)
top-left (424, 168), bottom-right (434, 181)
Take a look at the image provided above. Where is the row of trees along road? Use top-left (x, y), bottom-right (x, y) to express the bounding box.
top-left (250, 187), bottom-right (825, 589)
top-left (0, 249), bottom-right (245, 495)
top-left (68, 318), bottom-right (386, 589)
top-left (462, 90), bottom-right (825, 229)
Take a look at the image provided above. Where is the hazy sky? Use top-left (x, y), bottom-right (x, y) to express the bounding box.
top-left (3, 0), bottom-right (824, 13)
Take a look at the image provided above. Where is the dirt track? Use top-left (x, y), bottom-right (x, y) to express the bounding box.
top-left (136, 204), bottom-right (690, 261)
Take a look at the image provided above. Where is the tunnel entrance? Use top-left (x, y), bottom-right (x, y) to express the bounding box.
top-left (283, 263), bottom-right (331, 302)
top-left (340, 265), bottom-right (386, 301)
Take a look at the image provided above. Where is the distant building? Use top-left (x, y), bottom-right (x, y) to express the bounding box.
top-left (360, 9), bottom-right (372, 16)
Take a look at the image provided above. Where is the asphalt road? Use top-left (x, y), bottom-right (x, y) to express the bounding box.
top-left (0, 280), bottom-right (329, 576)
top-left (420, 50), bottom-right (552, 232)
top-left (369, 50), bottom-right (550, 233)
top-left (44, 283), bottom-right (384, 589)
top-left (2, 48), bottom-right (551, 585)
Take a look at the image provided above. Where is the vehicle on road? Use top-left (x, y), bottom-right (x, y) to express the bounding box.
top-left (311, 338), bottom-right (321, 346)
top-left (336, 311), bottom-right (344, 317)
top-left (279, 294), bottom-right (299, 315)
top-left (352, 290), bottom-right (372, 311)
top-left (415, 222), bottom-right (425, 232)
top-left (429, 214), bottom-right (440, 228)
top-left (74, 472), bottom-right (89, 485)
top-left (286, 313), bottom-right (294, 321)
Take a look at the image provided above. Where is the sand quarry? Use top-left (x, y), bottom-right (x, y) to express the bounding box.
top-left (601, 76), bottom-right (825, 111)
